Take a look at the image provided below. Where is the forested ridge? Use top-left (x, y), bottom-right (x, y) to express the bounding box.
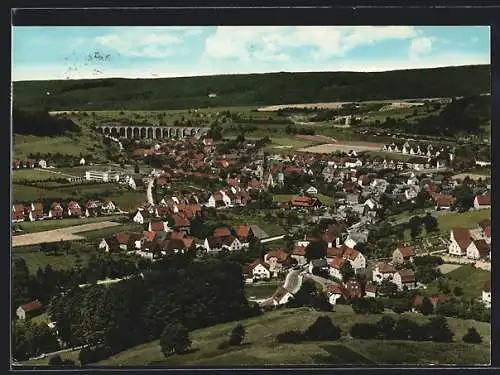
top-left (13, 65), bottom-right (490, 111)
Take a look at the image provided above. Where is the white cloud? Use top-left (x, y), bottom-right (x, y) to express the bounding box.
top-left (205, 26), bottom-right (420, 61)
top-left (408, 36), bottom-right (435, 60)
top-left (94, 27), bottom-right (206, 58)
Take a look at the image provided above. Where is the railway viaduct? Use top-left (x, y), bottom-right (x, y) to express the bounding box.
top-left (95, 124), bottom-right (210, 139)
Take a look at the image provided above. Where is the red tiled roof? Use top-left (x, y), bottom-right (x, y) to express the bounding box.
top-left (171, 214), bottom-right (190, 228)
top-left (365, 283), bottom-right (377, 293)
top-left (473, 239), bottom-right (490, 257)
top-left (150, 221), bottom-right (165, 232)
top-left (142, 231), bottom-right (156, 243)
top-left (213, 227), bottom-right (232, 238)
top-left (326, 284), bottom-right (344, 295)
top-left (376, 262), bottom-right (396, 274)
top-left (13, 204), bottom-right (25, 213)
top-left (236, 225), bottom-right (252, 239)
top-left (485, 226), bottom-right (491, 238)
top-left (115, 232), bottom-right (131, 245)
top-left (331, 257), bottom-right (346, 270)
top-left (20, 300), bottom-right (43, 312)
top-left (342, 247), bottom-right (360, 261)
top-left (452, 228), bottom-right (472, 251)
top-left (292, 246), bottom-right (306, 256)
top-left (397, 269), bottom-right (415, 283)
top-left (291, 196), bottom-right (315, 207)
top-left (475, 194), bottom-right (491, 206)
top-left (327, 247), bottom-right (344, 259)
top-left (266, 249), bottom-right (289, 263)
top-left (434, 194), bottom-right (456, 207)
top-left (398, 247), bottom-right (413, 258)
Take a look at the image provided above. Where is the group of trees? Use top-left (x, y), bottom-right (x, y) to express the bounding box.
top-left (13, 107), bottom-right (81, 136)
top-left (276, 316), bottom-right (341, 343)
top-left (287, 280), bottom-right (331, 312)
top-left (12, 320), bottom-right (60, 361)
top-left (47, 255), bottom-right (259, 364)
top-left (406, 213), bottom-right (439, 239)
top-left (376, 95), bottom-right (490, 137)
top-left (284, 125), bottom-right (315, 135)
top-left (350, 315), bottom-right (454, 343)
top-left (351, 297), bottom-right (385, 314)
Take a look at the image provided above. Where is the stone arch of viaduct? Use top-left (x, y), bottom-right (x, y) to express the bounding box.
top-left (96, 125), bottom-right (210, 139)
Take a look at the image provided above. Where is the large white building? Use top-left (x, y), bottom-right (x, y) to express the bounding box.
top-left (85, 170), bottom-right (120, 183)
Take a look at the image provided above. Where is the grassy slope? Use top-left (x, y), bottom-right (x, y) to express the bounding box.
top-left (437, 209), bottom-right (491, 232)
top-left (13, 215), bottom-right (125, 234)
top-left (94, 306), bottom-right (490, 366)
top-left (13, 65), bottom-right (490, 111)
top-left (423, 265), bottom-right (491, 299)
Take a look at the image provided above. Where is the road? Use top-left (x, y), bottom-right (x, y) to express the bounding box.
top-left (283, 269), bottom-right (304, 294)
top-left (26, 344), bottom-right (89, 362)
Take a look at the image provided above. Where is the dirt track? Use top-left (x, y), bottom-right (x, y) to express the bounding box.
top-left (12, 221), bottom-right (122, 247)
top-left (298, 142), bottom-right (383, 154)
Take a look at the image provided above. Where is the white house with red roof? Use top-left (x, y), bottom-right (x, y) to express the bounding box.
top-left (364, 283), bottom-right (377, 298)
top-left (326, 284), bottom-right (344, 305)
top-left (392, 247), bottom-right (414, 265)
top-left (449, 228), bottom-right (472, 256)
top-left (67, 201), bottom-right (82, 218)
top-left (291, 246), bottom-right (307, 265)
top-left (372, 262), bottom-right (396, 283)
top-left (16, 300), bottom-right (43, 320)
top-left (466, 239), bottom-right (490, 260)
top-left (473, 193), bottom-right (491, 210)
top-left (392, 269), bottom-right (417, 291)
top-left (244, 259), bottom-right (271, 281)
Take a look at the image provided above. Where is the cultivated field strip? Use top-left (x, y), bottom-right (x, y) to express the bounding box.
top-left (12, 221), bottom-right (122, 247)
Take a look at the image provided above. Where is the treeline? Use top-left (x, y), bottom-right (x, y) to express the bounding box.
top-left (13, 65), bottom-right (490, 111)
top-left (376, 95), bottom-right (490, 136)
top-left (47, 256), bottom-right (259, 363)
top-left (12, 107), bottom-right (81, 136)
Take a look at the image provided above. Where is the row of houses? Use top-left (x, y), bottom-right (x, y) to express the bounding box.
top-left (381, 142), bottom-right (453, 159)
top-left (12, 200), bottom-right (118, 223)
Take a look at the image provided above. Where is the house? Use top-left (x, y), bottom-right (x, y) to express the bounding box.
top-left (372, 262), bottom-right (396, 283)
top-left (98, 236), bottom-right (120, 252)
top-left (392, 247), bottom-right (414, 265)
top-left (149, 220), bottom-right (168, 232)
top-left (133, 209), bottom-right (150, 224)
top-left (272, 287), bottom-right (294, 306)
top-left (16, 300), bottom-right (43, 320)
top-left (466, 239), bottom-right (490, 260)
top-left (67, 201), bottom-right (82, 218)
top-left (115, 232), bottom-right (137, 250)
top-left (264, 249), bottom-right (290, 276)
top-left (473, 193), bottom-right (491, 210)
top-left (326, 284), bottom-right (344, 305)
top-left (201, 236), bottom-right (243, 254)
top-left (329, 257), bottom-right (346, 280)
top-left (342, 246), bottom-right (366, 272)
top-left (12, 204), bottom-right (25, 222)
top-left (79, 157), bottom-right (86, 165)
top-left (392, 269), bottom-right (417, 291)
top-left (85, 200), bottom-right (102, 217)
top-left (449, 228), bottom-right (472, 256)
top-left (305, 186), bottom-right (318, 195)
top-left (364, 283), bottom-right (377, 298)
top-left (213, 226), bottom-right (232, 239)
top-left (482, 280), bottom-right (491, 308)
top-left (244, 259), bottom-right (271, 281)
top-left (170, 213), bottom-right (191, 233)
top-left (48, 202), bottom-right (64, 219)
top-left (291, 246), bottom-right (307, 265)
top-left (38, 159), bottom-right (47, 168)
top-left (478, 220), bottom-right (491, 245)
top-left (291, 196), bottom-right (321, 208)
top-left (28, 202), bottom-right (44, 221)
top-left (235, 224), bottom-right (254, 244)
top-left (102, 200), bottom-right (117, 214)
top-left (433, 194), bottom-right (456, 210)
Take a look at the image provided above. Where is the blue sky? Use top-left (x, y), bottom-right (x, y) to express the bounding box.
top-left (12, 26), bottom-right (490, 81)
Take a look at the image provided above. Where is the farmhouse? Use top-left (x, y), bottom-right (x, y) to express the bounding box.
top-left (48, 202), bottom-right (64, 219)
top-left (372, 262), bottom-right (396, 283)
top-left (12, 204), bottom-right (25, 222)
top-left (67, 201), bottom-right (82, 218)
top-left (392, 247), bottom-right (414, 265)
top-left (326, 283), bottom-right (344, 305)
top-left (16, 300), bottom-right (43, 320)
top-left (244, 259), bottom-right (271, 281)
top-left (28, 202), bottom-right (44, 222)
top-left (466, 239), bottom-right (491, 260)
top-left (291, 246), bottom-right (307, 265)
top-left (392, 269), bottom-right (417, 291)
top-left (133, 209), bottom-right (151, 224)
top-left (473, 193), bottom-right (491, 210)
top-left (449, 228), bottom-right (472, 256)
top-left (264, 249), bottom-right (291, 276)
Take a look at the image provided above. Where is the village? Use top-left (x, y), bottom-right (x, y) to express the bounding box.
top-left (13, 131), bottom-right (491, 331)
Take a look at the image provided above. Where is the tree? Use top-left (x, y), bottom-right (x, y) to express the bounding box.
top-left (228, 323), bottom-right (245, 346)
top-left (378, 279), bottom-right (398, 297)
top-left (426, 316), bottom-right (453, 342)
top-left (134, 163), bottom-right (140, 174)
top-left (276, 330), bottom-right (304, 343)
top-left (463, 327), bottom-right (482, 344)
top-left (420, 297), bottom-right (434, 316)
top-left (453, 185), bottom-right (474, 212)
top-left (339, 261), bottom-right (355, 281)
top-left (352, 298), bottom-right (384, 314)
top-left (304, 240), bottom-right (327, 262)
top-left (375, 316), bottom-right (396, 339)
top-left (160, 322), bottom-right (191, 356)
top-left (409, 216), bottom-right (422, 239)
top-left (304, 316), bottom-right (341, 341)
top-left (350, 323), bottom-right (378, 339)
top-left (422, 213), bottom-right (438, 233)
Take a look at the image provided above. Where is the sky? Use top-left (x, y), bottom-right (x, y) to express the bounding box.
top-left (12, 26), bottom-right (490, 81)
